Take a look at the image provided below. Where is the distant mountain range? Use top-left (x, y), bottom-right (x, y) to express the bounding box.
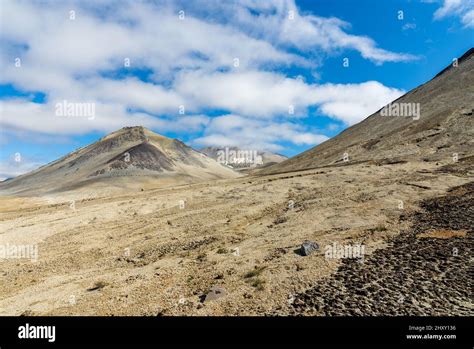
top-left (200, 146), bottom-right (287, 171)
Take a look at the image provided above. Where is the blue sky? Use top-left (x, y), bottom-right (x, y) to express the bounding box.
top-left (0, 0), bottom-right (473, 179)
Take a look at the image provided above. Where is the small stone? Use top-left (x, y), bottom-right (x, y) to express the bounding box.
top-left (203, 286), bottom-right (226, 303)
top-left (300, 240), bottom-right (319, 256)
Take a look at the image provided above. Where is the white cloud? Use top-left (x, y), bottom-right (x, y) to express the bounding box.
top-left (174, 71), bottom-right (404, 123)
top-left (0, 157), bottom-right (43, 180)
top-left (0, 0), bottom-right (410, 154)
top-left (192, 114), bottom-right (329, 151)
top-left (0, 0), bottom-right (299, 84)
top-left (434, 0), bottom-right (463, 18)
top-left (174, 70), bottom-right (317, 117)
top-left (311, 81), bottom-right (405, 125)
top-left (84, 78), bottom-right (185, 115)
top-left (462, 9), bottom-right (474, 27)
top-left (184, 0), bottom-right (417, 64)
top-left (1, 75), bottom-right (404, 136)
top-left (432, 0), bottom-right (474, 27)
top-left (0, 99), bottom-right (209, 135)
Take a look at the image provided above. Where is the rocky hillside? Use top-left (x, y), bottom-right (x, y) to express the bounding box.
top-left (259, 48), bottom-right (474, 175)
top-left (0, 126), bottom-right (240, 196)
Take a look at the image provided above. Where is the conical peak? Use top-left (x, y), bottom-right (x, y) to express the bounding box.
top-left (101, 126), bottom-right (171, 144)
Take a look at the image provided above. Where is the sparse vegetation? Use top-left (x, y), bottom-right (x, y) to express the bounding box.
top-left (216, 247), bottom-right (229, 254)
top-left (248, 278), bottom-right (265, 291)
top-left (244, 266), bottom-right (267, 279)
top-left (196, 252), bottom-right (207, 262)
top-left (368, 225), bottom-right (387, 233)
top-left (250, 278), bottom-right (266, 291)
top-left (243, 266), bottom-right (267, 290)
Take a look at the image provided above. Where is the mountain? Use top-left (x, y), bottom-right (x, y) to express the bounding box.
top-left (0, 126), bottom-right (240, 196)
top-left (200, 146), bottom-right (287, 171)
top-left (259, 48), bottom-right (474, 175)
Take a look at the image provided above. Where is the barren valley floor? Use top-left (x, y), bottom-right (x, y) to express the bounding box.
top-left (0, 159), bottom-right (472, 316)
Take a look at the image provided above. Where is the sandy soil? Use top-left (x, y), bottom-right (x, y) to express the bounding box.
top-left (0, 159), bottom-right (472, 316)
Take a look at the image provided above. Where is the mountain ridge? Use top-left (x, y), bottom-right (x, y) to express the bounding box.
top-left (258, 47), bottom-right (474, 175)
top-left (0, 126), bottom-right (240, 196)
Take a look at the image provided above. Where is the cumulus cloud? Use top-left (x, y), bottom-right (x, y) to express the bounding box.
top-left (461, 9), bottom-right (474, 27)
top-left (0, 99), bottom-right (213, 135)
top-left (312, 81), bottom-right (405, 125)
top-left (1, 75), bottom-right (404, 135)
top-left (0, 0), bottom-right (410, 155)
top-left (0, 99), bottom-right (159, 134)
top-left (174, 70), bottom-right (317, 117)
top-left (432, 0), bottom-right (474, 27)
top-left (179, 0), bottom-right (417, 64)
top-left (0, 154), bottom-right (43, 180)
top-left (174, 71), bottom-right (404, 123)
top-left (192, 114), bottom-right (329, 151)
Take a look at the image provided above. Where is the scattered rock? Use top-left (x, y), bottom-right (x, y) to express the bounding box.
top-left (87, 280), bottom-right (108, 292)
top-left (299, 240), bottom-right (319, 256)
top-left (291, 182), bottom-right (473, 316)
top-left (203, 286), bottom-right (227, 303)
top-left (273, 216), bottom-right (288, 225)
